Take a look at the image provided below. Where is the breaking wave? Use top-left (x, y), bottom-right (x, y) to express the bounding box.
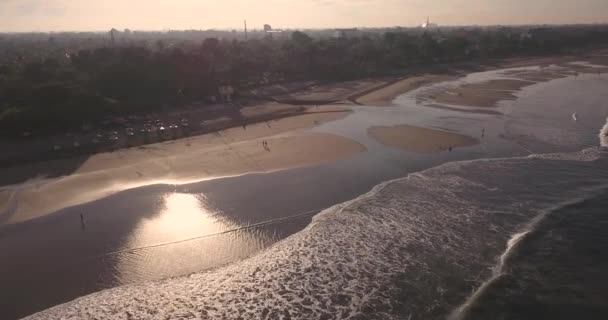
top-left (600, 117), bottom-right (608, 147)
top-left (26, 147), bottom-right (608, 320)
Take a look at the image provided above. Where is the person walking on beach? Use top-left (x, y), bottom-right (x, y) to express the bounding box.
top-left (481, 128), bottom-right (485, 138)
top-left (262, 140), bottom-right (270, 151)
top-left (80, 213), bottom-right (86, 230)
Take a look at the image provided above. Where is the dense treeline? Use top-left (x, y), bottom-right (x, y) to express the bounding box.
top-left (1, 25), bottom-right (608, 136)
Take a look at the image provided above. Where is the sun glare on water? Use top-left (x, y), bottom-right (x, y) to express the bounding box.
top-left (131, 193), bottom-right (233, 245)
top-left (114, 193), bottom-right (239, 282)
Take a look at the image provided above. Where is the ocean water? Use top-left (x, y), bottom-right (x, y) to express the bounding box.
top-left (27, 144), bottom-right (608, 319)
top-left (11, 68), bottom-right (608, 319)
top-left (456, 187), bottom-right (608, 320)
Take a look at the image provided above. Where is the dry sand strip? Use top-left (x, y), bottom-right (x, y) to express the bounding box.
top-left (0, 110), bottom-right (365, 225)
top-left (357, 53), bottom-right (608, 109)
top-left (429, 60), bottom-right (608, 109)
top-left (425, 104), bottom-right (503, 115)
top-left (353, 55), bottom-right (593, 108)
top-left (431, 79), bottom-right (535, 108)
top-left (369, 125), bottom-right (479, 153)
top-left (355, 75), bottom-right (456, 107)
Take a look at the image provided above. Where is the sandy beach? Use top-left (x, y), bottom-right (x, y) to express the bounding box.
top-left (419, 57), bottom-right (608, 109)
top-left (369, 125), bottom-right (479, 153)
top-left (4, 51), bottom-right (608, 224)
top-left (3, 50), bottom-right (608, 320)
top-left (431, 79), bottom-right (534, 108)
top-left (351, 49), bottom-right (608, 110)
top-left (0, 108), bottom-right (365, 225)
top-left (355, 75), bottom-right (455, 106)
top-left (4, 52), bottom-right (608, 226)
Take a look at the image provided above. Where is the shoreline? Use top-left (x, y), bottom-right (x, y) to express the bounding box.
top-left (353, 75), bottom-right (456, 106)
top-left (1, 110), bottom-right (365, 225)
top-left (21, 147), bottom-right (608, 320)
top-left (4, 51), bottom-right (608, 224)
top-left (0, 104), bottom-right (346, 180)
top-left (3, 53), bottom-right (608, 319)
top-left (354, 48), bottom-right (608, 107)
top-left (2, 49), bottom-right (607, 176)
top-left (369, 125), bottom-right (480, 153)
top-left (419, 57), bottom-right (608, 109)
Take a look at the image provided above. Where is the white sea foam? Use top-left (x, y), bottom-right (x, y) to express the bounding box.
top-left (600, 118), bottom-right (608, 147)
top-left (448, 229), bottom-right (529, 320)
top-left (528, 146), bottom-right (604, 161)
top-left (569, 61), bottom-right (608, 69)
top-left (26, 148), bottom-right (608, 320)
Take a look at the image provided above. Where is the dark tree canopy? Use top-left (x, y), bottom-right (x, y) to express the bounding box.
top-left (1, 25), bottom-right (608, 136)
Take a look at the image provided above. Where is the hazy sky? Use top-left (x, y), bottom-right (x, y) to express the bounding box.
top-left (1, 0), bottom-right (607, 32)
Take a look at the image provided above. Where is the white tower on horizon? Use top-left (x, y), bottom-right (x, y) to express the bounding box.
top-left (421, 17), bottom-right (438, 29)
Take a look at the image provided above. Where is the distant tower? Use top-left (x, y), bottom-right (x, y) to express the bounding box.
top-left (110, 28), bottom-right (117, 45)
top-left (244, 20), bottom-right (248, 40)
top-left (421, 17), bottom-right (438, 29)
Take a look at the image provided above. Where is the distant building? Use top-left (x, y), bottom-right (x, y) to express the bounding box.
top-left (110, 28), bottom-right (118, 45)
top-left (263, 24), bottom-right (286, 39)
top-left (265, 30), bottom-right (285, 39)
top-left (520, 29), bottom-right (533, 40)
top-left (420, 17), bottom-right (438, 29)
top-left (218, 85), bottom-right (235, 102)
top-left (333, 28), bottom-right (358, 38)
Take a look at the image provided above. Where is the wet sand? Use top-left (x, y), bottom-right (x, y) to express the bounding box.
top-left (424, 56), bottom-right (608, 109)
top-left (425, 104), bottom-right (503, 115)
top-left (368, 125), bottom-right (479, 153)
top-left (1, 109), bottom-right (365, 225)
top-left (0, 101), bottom-right (321, 173)
top-left (0, 165), bottom-right (381, 320)
top-left (3, 52), bottom-right (608, 319)
top-left (431, 79), bottom-right (534, 108)
top-left (356, 75), bottom-right (455, 106)
top-left (352, 51), bottom-right (608, 109)
top-left (1, 143), bottom-right (408, 320)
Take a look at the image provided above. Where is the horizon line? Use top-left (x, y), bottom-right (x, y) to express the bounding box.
top-left (2, 22), bottom-right (608, 34)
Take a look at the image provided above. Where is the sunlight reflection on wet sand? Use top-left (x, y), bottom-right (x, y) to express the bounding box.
top-left (114, 193), bottom-right (279, 283)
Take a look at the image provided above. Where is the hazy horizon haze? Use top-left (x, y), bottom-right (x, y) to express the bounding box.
top-left (1, 0), bottom-right (607, 32)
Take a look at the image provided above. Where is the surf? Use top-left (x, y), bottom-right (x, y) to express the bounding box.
top-left (25, 146), bottom-right (608, 320)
